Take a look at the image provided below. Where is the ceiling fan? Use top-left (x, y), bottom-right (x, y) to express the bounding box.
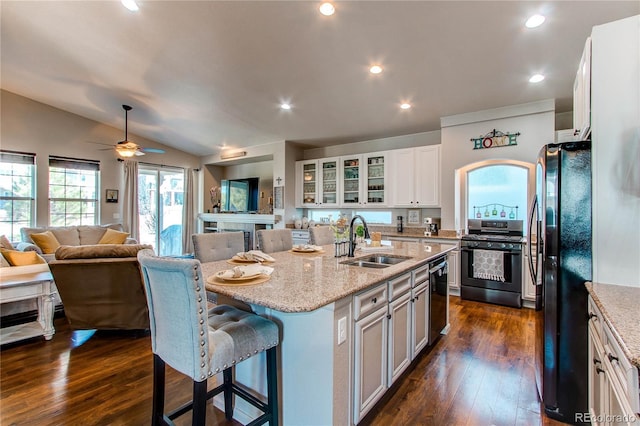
top-left (92, 105), bottom-right (165, 157)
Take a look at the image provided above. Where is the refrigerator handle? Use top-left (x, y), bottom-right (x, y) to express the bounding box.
top-left (527, 195), bottom-right (537, 283)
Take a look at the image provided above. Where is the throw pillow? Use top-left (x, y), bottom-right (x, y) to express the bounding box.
top-left (0, 249), bottom-right (46, 266)
top-left (30, 231), bottom-right (61, 254)
top-left (0, 235), bottom-right (14, 250)
top-left (98, 228), bottom-right (129, 244)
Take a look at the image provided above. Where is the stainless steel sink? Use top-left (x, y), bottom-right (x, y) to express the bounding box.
top-left (341, 254), bottom-right (412, 268)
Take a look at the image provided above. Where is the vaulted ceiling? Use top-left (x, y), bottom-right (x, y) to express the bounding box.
top-left (1, 1), bottom-right (638, 156)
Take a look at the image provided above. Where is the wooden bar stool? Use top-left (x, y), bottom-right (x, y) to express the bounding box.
top-left (137, 249), bottom-right (279, 426)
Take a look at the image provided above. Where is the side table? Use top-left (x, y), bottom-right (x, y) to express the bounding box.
top-left (0, 269), bottom-right (56, 344)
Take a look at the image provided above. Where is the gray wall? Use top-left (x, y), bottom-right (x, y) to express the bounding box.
top-left (1, 90), bottom-right (201, 227)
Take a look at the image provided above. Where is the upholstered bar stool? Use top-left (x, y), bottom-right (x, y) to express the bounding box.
top-left (192, 232), bottom-right (245, 263)
top-left (256, 229), bottom-right (293, 253)
top-left (192, 232), bottom-right (251, 311)
top-left (137, 249), bottom-right (279, 426)
top-left (308, 226), bottom-right (334, 246)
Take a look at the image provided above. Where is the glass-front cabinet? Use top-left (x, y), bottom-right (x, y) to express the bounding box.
top-left (297, 152), bottom-right (387, 208)
top-left (296, 158), bottom-right (340, 208)
top-left (339, 152), bottom-right (387, 207)
top-left (364, 153), bottom-right (386, 206)
top-left (340, 156), bottom-right (362, 207)
top-left (319, 158), bottom-right (339, 207)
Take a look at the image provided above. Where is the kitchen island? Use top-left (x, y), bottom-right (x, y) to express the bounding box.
top-left (201, 240), bottom-right (456, 425)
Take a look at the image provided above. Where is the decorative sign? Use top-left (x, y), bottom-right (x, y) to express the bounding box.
top-left (470, 129), bottom-right (520, 150)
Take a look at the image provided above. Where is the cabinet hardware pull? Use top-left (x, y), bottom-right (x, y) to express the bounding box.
top-left (593, 357), bottom-right (601, 365)
top-left (596, 367), bottom-right (605, 375)
top-left (371, 297), bottom-right (377, 304)
top-left (589, 312), bottom-right (598, 321)
top-left (607, 353), bottom-right (619, 363)
top-left (387, 314), bottom-right (391, 320)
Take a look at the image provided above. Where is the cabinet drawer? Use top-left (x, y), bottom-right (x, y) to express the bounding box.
top-left (354, 283), bottom-right (387, 321)
top-left (602, 322), bottom-right (639, 413)
top-left (412, 263), bottom-right (429, 286)
top-left (387, 272), bottom-right (411, 302)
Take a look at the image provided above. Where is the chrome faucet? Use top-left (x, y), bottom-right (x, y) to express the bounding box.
top-left (348, 215), bottom-right (371, 257)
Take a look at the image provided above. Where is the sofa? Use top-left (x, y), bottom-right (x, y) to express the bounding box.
top-left (18, 224), bottom-right (136, 262)
top-left (47, 244), bottom-right (152, 330)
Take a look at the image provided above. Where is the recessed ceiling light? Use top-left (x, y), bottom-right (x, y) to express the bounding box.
top-left (525, 14), bottom-right (545, 28)
top-left (280, 103), bottom-right (292, 110)
top-left (529, 74), bottom-right (545, 83)
top-left (121, 0), bottom-right (139, 12)
top-left (400, 103), bottom-right (411, 110)
top-left (319, 2), bottom-right (335, 16)
top-left (370, 65), bottom-right (383, 74)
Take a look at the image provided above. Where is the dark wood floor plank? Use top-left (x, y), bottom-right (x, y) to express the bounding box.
top-left (2, 297), bottom-right (566, 425)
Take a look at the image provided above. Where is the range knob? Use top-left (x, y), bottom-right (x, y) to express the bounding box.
top-left (500, 243), bottom-right (507, 249)
top-left (487, 242), bottom-right (492, 248)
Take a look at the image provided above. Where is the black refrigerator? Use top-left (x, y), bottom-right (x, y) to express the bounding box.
top-left (528, 141), bottom-right (591, 424)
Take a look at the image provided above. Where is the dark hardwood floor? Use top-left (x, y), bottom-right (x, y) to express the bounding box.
top-left (1, 297), bottom-right (564, 425)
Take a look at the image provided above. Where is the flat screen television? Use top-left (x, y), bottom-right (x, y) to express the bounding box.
top-left (220, 177), bottom-right (260, 213)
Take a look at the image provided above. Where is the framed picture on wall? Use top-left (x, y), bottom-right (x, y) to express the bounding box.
top-left (274, 186), bottom-right (284, 209)
top-left (106, 189), bottom-right (119, 203)
top-left (407, 209), bottom-right (420, 225)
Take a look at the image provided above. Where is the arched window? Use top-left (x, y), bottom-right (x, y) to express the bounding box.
top-left (455, 159), bottom-right (534, 234)
top-left (467, 164), bottom-right (528, 220)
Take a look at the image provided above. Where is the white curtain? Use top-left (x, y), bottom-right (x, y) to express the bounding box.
top-left (182, 168), bottom-right (196, 254)
top-left (123, 160), bottom-right (139, 241)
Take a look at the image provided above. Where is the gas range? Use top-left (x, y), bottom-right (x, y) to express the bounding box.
top-left (461, 219), bottom-right (524, 250)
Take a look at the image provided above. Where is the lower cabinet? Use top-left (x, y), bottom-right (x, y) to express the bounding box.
top-left (353, 264), bottom-right (435, 424)
top-left (587, 296), bottom-right (639, 426)
top-left (411, 280), bottom-right (429, 358)
top-left (353, 303), bottom-right (388, 424)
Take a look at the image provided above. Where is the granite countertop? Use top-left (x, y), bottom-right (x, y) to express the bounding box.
top-left (585, 282), bottom-right (640, 368)
top-left (201, 241), bottom-right (456, 313)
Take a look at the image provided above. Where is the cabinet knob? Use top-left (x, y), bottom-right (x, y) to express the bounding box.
top-left (387, 314), bottom-right (392, 320)
top-left (371, 297), bottom-right (377, 304)
top-left (573, 129), bottom-right (580, 136)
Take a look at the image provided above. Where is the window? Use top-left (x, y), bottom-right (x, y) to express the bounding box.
top-left (467, 164), bottom-right (528, 221)
top-left (0, 151), bottom-right (36, 241)
top-left (138, 165), bottom-right (184, 256)
top-left (49, 156), bottom-right (99, 226)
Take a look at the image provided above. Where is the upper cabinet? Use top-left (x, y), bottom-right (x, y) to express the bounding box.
top-left (295, 157), bottom-right (340, 208)
top-left (391, 145), bottom-right (441, 207)
top-left (573, 37), bottom-right (591, 140)
top-left (340, 152), bottom-right (388, 208)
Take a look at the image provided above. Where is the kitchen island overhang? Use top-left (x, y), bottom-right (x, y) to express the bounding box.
top-left (200, 241), bottom-right (456, 425)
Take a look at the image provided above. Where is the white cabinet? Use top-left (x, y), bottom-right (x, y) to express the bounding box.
top-left (295, 157), bottom-right (340, 208)
top-left (387, 273), bottom-right (412, 386)
top-left (353, 283), bottom-right (388, 424)
top-left (447, 249), bottom-right (460, 291)
top-left (573, 37), bottom-right (591, 140)
top-left (340, 152), bottom-right (388, 208)
top-left (391, 145), bottom-right (440, 207)
top-left (522, 253), bottom-right (536, 301)
top-left (410, 280), bottom-right (429, 358)
top-left (587, 296), bottom-right (639, 425)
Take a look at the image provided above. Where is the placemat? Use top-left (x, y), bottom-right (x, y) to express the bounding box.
top-left (206, 274), bottom-right (271, 287)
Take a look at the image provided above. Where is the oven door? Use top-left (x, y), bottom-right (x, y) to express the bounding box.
top-left (460, 246), bottom-right (523, 308)
top-left (460, 247), bottom-right (522, 292)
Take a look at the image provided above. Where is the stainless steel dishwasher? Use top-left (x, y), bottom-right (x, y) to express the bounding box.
top-left (429, 256), bottom-right (448, 345)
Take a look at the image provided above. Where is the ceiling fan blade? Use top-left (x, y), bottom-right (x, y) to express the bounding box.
top-left (85, 141), bottom-right (114, 147)
top-left (141, 147), bottom-right (165, 154)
